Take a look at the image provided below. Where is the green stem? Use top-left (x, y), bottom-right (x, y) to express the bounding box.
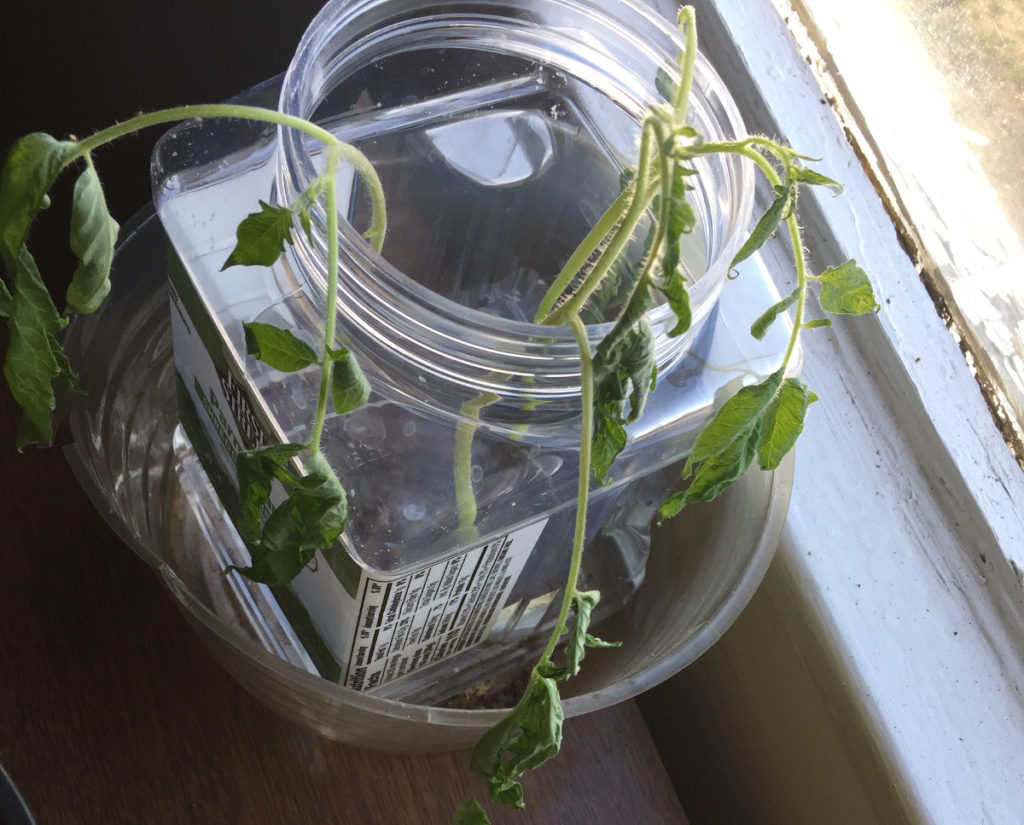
top-left (67, 105), bottom-right (390, 457)
top-left (308, 145), bottom-right (342, 454)
top-left (693, 140), bottom-right (808, 371)
top-left (734, 147), bottom-right (806, 370)
top-left (781, 208), bottom-right (808, 368)
top-left (672, 6), bottom-right (698, 119)
top-left (537, 315), bottom-right (594, 668)
top-left (533, 184), bottom-right (634, 322)
top-left (455, 392), bottom-right (501, 541)
top-left (71, 104), bottom-right (338, 157)
top-left (541, 124), bottom-right (660, 327)
top-left (70, 103), bottom-right (388, 252)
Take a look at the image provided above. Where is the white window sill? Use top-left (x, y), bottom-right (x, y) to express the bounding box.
top-left (640, 1), bottom-right (1024, 822)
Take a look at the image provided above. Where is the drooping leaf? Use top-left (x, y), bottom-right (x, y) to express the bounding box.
top-left (660, 419), bottom-right (762, 517)
top-left (660, 371), bottom-right (786, 519)
top-left (802, 318), bottom-right (832, 330)
top-left (592, 289), bottom-right (654, 389)
top-left (750, 286), bottom-right (800, 340)
top-left (540, 590), bottom-right (620, 682)
top-left (685, 371), bottom-right (783, 471)
top-left (817, 260), bottom-right (879, 315)
top-left (235, 534), bottom-right (312, 586)
top-left (591, 321), bottom-right (656, 483)
top-left (293, 452), bottom-right (349, 545)
top-left (729, 183), bottom-right (792, 269)
top-left (660, 164), bottom-right (695, 281)
top-left (66, 158), bottom-right (119, 313)
top-left (469, 671), bottom-right (564, 810)
top-left (221, 201), bottom-right (297, 269)
top-left (658, 162), bottom-right (696, 338)
top-left (623, 326), bottom-right (657, 424)
top-left (757, 378), bottom-right (817, 469)
top-left (243, 322), bottom-right (318, 372)
top-left (661, 267), bottom-right (691, 337)
top-left (234, 442), bottom-right (306, 541)
top-left (581, 254), bottom-right (634, 325)
top-left (0, 133), bottom-right (75, 271)
top-left (2, 246), bottom-right (77, 449)
top-left (592, 410), bottom-right (628, 485)
top-left (230, 450), bottom-right (349, 586)
top-left (452, 798), bottom-right (491, 825)
top-left (327, 345), bottom-right (370, 414)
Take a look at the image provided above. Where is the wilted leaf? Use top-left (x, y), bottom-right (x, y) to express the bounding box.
top-left (2, 246), bottom-right (77, 448)
top-left (469, 671), bottom-right (563, 809)
top-left (757, 378), bottom-right (817, 469)
top-left (750, 287), bottom-right (800, 340)
top-left (327, 346), bottom-right (370, 414)
top-left (0, 132), bottom-right (75, 271)
top-left (730, 183), bottom-right (791, 269)
top-left (66, 158), bottom-right (119, 313)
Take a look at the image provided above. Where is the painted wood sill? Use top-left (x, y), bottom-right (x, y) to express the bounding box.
top-left (639, 2), bottom-right (1024, 823)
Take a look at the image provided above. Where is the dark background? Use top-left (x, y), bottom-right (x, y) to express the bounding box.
top-left (0, 0), bottom-right (325, 290)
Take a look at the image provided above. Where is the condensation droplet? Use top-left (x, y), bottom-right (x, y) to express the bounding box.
top-left (403, 502), bottom-right (426, 521)
top-left (470, 465), bottom-right (484, 482)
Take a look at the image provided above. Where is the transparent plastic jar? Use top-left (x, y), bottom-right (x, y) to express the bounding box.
top-left (152, 0), bottom-right (754, 704)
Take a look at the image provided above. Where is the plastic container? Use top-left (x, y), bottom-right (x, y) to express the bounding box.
top-left (149, 0), bottom-right (765, 704)
top-left (64, 205), bottom-right (791, 749)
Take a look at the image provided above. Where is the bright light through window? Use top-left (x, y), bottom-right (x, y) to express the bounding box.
top-left (784, 0), bottom-right (1024, 461)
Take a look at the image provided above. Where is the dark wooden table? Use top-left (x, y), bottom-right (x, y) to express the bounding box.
top-left (0, 394), bottom-right (688, 824)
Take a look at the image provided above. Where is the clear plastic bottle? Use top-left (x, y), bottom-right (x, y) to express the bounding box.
top-left (152, 0), bottom-right (758, 704)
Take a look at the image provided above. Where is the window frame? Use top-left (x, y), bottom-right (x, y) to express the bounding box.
top-left (648, 1), bottom-right (1024, 821)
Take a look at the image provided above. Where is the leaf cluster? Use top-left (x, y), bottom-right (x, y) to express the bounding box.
top-left (466, 10), bottom-right (881, 818)
top-left (464, 591), bottom-right (616, 821)
top-left (227, 316), bottom-right (370, 583)
top-left (576, 122), bottom-right (879, 506)
top-left (659, 370), bottom-right (817, 517)
top-left (228, 445), bottom-right (348, 585)
top-left (0, 134), bottom-right (118, 447)
top-left (0, 13), bottom-right (882, 825)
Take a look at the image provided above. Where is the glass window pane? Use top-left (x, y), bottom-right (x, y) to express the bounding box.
top-left (790, 0), bottom-right (1024, 460)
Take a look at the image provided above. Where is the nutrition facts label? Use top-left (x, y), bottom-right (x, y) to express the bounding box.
top-left (343, 520), bottom-right (546, 692)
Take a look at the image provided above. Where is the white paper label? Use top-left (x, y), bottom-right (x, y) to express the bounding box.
top-left (343, 520), bottom-right (546, 692)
